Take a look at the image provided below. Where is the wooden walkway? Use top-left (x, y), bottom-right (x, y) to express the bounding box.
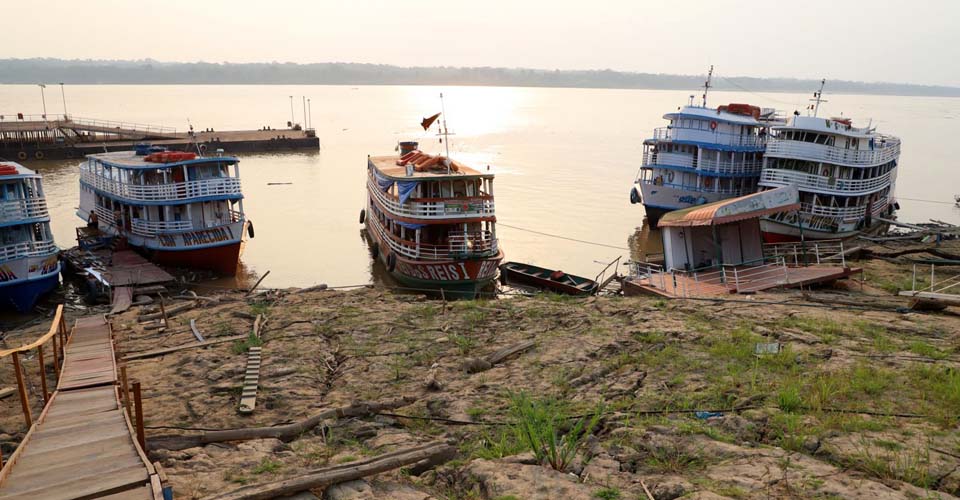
top-left (624, 265), bottom-right (860, 298)
top-left (0, 316), bottom-right (160, 500)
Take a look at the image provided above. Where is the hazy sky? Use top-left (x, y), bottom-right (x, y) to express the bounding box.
top-left (5, 0), bottom-right (958, 86)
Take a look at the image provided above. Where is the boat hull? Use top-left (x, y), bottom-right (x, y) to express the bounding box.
top-left (365, 225), bottom-right (502, 299)
top-left (139, 241), bottom-right (242, 276)
top-left (499, 262), bottom-right (599, 296)
top-left (760, 218), bottom-right (889, 243)
top-left (639, 183), bottom-right (734, 227)
top-left (0, 270), bottom-right (60, 312)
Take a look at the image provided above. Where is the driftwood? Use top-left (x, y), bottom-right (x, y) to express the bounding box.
top-left (245, 270), bottom-right (271, 297)
top-left (294, 284), bottom-right (329, 294)
top-left (148, 396), bottom-right (417, 451)
top-left (570, 364), bottom-right (618, 388)
top-left (122, 335), bottom-right (247, 361)
top-left (462, 340), bottom-right (536, 373)
top-left (139, 301), bottom-right (196, 321)
top-left (0, 387), bottom-right (14, 399)
top-left (190, 319), bottom-right (205, 342)
top-left (208, 441), bottom-right (455, 500)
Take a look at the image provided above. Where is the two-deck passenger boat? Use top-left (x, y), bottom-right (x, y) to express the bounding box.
top-left (363, 141), bottom-right (503, 297)
top-left (77, 149), bottom-right (251, 275)
top-left (0, 162), bottom-right (60, 311)
top-left (757, 81), bottom-right (901, 242)
top-left (631, 67), bottom-right (781, 226)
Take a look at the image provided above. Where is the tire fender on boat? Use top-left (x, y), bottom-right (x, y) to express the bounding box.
top-left (387, 252), bottom-right (397, 272)
top-left (34, 151), bottom-right (45, 160)
top-left (370, 241), bottom-right (379, 259)
top-left (17, 151), bottom-right (27, 160)
top-left (359, 209), bottom-right (366, 224)
top-left (246, 220), bottom-right (255, 239)
top-left (630, 186), bottom-right (641, 205)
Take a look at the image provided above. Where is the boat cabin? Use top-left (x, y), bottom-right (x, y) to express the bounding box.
top-left (658, 185), bottom-right (799, 271)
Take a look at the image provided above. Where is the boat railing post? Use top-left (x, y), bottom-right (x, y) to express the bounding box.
top-left (12, 352), bottom-right (32, 428)
top-left (732, 266), bottom-right (739, 293)
top-left (782, 256), bottom-right (789, 286)
top-left (814, 243), bottom-right (821, 265)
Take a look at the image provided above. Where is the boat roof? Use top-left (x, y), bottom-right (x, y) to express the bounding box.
top-left (0, 161), bottom-right (39, 180)
top-left (774, 115), bottom-right (895, 140)
top-left (86, 150), bottom-right (239, 169)
top-left (369, 153), bottom-right (493, 181)
top-left (659, 185), bottom-right (800, 227)
top-left (664, 105), bottom-right (762, 126)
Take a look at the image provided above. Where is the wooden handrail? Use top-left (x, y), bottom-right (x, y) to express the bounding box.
top-left (0, 305), bottom-right (65, 358)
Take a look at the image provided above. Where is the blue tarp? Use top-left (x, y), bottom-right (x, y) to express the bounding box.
top-left (397, 181), bottom-right (418, 204)
top-left (373, 168), bottom-right (394, 191)
top-left (396, 220), bottom-right (427, 230)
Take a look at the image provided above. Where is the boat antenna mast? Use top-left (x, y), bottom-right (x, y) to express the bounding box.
top-left (701, 65), bottom-right (713, 107)
top-left (810, 79), bottom-right (827, 117)
top-left (438, 93), bottom-right (454, 173)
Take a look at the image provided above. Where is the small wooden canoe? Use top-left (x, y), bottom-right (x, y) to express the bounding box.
top-left (499, 261), bottom-right (599, 296)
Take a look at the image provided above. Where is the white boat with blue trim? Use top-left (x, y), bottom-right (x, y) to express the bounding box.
top-left (77, 148), bottom-right (252, 275)
top-left (0, 162), bottom-right (60, 311)
top-left (630, 67), bottom-right (781, 226)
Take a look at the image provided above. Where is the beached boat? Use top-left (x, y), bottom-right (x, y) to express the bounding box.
top-left (631, 66), bottom-right (781, 226)
top-left (363, 141), bottom-right (503, 298)
top-left (0, 162), bottom-right (60, 311)
top-left (499, 261), bottom-right (599, 296)
top-left (77, 148), bottom-right (252, 275)
top-left (757, 80), bottom-right (901, 242)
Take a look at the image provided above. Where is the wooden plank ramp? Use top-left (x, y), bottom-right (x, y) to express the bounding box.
top-left (0, 316), bottom-right (160, 500)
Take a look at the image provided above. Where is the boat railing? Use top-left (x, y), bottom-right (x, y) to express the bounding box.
top-left (0, 198), bottom-right (49, 222)
top-left (0, 239), bottom-right (58, 261)
top-left (369, 216), bottom-right (498, 261)
top-left (130, 219), bottom-right (195, 237)
top-left (760, 168), bottom-right (892, 195)
top-left (763, 239), bottom-right (846, 267)
top-left (65, 116), bottom-right (178, 135)
top-left (643, 179), bottom-right (755, 197)
top-left (766, 138), bottom-right (900, 167)
top-left (366, 178), bottom-right (495, 220)
top-left (81, 170), bottom-right (242, 202)
top-left (724, 256), bottom-right (789, 293)
top-left (653, 127), bottom-right (766, 149)
top-left (643, 151), bottom-right (763, 175)
top-left (229, 209), bottom-right (244, 223)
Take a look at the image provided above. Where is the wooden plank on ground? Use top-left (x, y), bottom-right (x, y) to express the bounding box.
top-left (0, 387), bottom-right (14, 399)
top-left (238, 346), bottom-right (262, 414)
top-left (121, 335), bottom-right (247, 361)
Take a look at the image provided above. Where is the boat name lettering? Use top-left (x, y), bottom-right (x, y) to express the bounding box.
top-left (159, 226), bottom-right (235, 247)
top-left (396, 261), bottom-right (471, 281)
top-left (678, 195), bottom-right (697, 204)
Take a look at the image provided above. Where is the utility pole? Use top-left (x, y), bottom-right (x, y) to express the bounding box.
top-left (307, 98), bottom-right (312, 129)
top-left (38, 84), bottom-right (47, 120)
top-left (302, 96), bottom-right (307, 130)
top-left (59, 83), bottom-right (67, 117)
top-left (288, 96), bottom-right (295, 127)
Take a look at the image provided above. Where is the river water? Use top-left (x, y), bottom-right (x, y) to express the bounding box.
top-left (1, 85), bottom-right (958, 289)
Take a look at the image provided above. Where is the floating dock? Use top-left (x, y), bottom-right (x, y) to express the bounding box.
top-left (0, 115), bottom-right (318, 160)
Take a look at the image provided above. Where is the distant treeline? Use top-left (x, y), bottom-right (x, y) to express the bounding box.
top-left (2, 58), bottom-right (958, 97)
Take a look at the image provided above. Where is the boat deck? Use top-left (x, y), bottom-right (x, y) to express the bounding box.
top-left (0, 316), bottom-right (159, 499)
top-left (369, 154), bottom-right (490, 179)
top-left (624, 265), bottom-right (859, 298)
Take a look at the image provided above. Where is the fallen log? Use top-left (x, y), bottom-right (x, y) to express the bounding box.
top-left (245, 270), bottom-right (271, 297)
top-left (148, 396), bottom-right (417, 451)
top-left (294, 284), bottom-right (329, 294)
top-left (0, 387), bottom-right (14, 399)
top-left (139, 300), bottom-right (196, 321)
top-left (208, 440), bottom-right (455, 500)
top-left (190, 319), bottom-right (205, 343)
top-left (462, 340), bottom-right (537, 373)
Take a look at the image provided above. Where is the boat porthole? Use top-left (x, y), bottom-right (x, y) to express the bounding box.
top-left (387, 253), bottom-right (396, 272)
top-left (370, 241), bottom-right (379, 259)
top-left (359, 209), bottom-right (366, 224)
top-left (17, 151), bottom-right (27, 160)
top-left (34, 151), bottom-right (45, 160)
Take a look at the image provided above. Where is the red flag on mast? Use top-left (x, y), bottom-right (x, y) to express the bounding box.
top-left (421, 112), bottom-right (441, 131)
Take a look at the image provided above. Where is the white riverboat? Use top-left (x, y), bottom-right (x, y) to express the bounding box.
top-left (77, 149), bottom-right (252, 275)
top-left (631, 67), bottom-right (780, 225)
top-left (0, 162), bottom-right (60, 311)
top-left (758, 81), bottom-right (901, 242)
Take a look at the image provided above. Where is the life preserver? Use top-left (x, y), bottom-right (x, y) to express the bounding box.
top-left (34, 151), bottom-right (45, 160)
top-left (710, 121), bottom-right (718, 130)
top-left (387, 253), bottom-right (397, 272)
top-left (370, 241), bottom-right (379, 259)
top-left (704, 177), bottom-right (713, 188)
top-left (359, 209), bottom-right (366, 224)
top-left (666, 171), bottom-right (675, 183)
top-left (17, 151), bottom-right (27, 160)
top-left (821, 168), bottom-right (830, 177)
top-left (629, 186), bottom-right (641, 205)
